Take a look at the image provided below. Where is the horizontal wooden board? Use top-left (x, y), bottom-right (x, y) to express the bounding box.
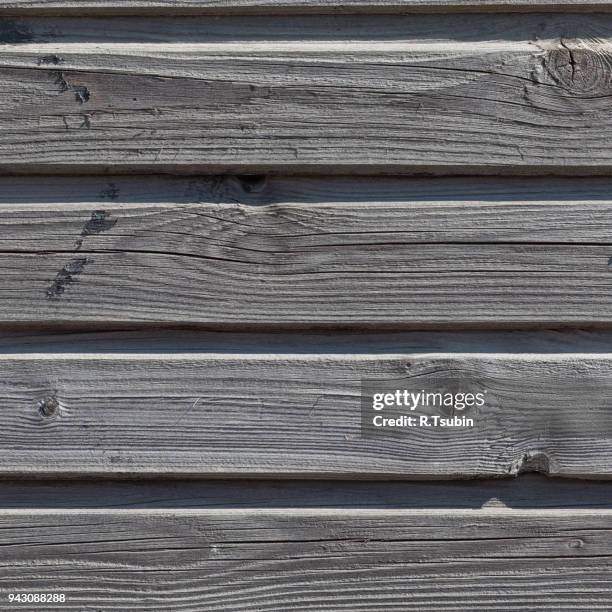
top-left (0, 15), bottom-right (610, 171)
top-left (0, 330), bottom-right (611, 477)
top-left (2, 0), bottom-right (612, 14)
top-left (0, 176), bottom-right (611, 324)
top-left (1, 475), bottom-right (612, 508)
top-left (0, 508), bottom-right (610, 610)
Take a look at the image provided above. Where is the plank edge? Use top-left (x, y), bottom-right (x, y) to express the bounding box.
top-left (2, 163), bottom-right (612, 178)
top-left (2, 1), bottom-right (612, 16)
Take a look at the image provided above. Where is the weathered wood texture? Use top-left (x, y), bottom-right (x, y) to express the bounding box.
top-left (0, 330), bottom-right (610, 477)
top-left (0, 176), bottom-right (612, 325)
top-left (0, 4), bottom-right (608, 608)
top-left (6, 0), bottom-right (612, 13)
top-left (1, 0), bottom-right (612, 14)
top-left (0, 508), bottom-right (610, 610)
top-left (0, 15), bottom-right (609, 171)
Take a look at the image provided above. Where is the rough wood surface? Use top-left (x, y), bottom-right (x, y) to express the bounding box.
top-left (0, 330), bottom-right (611, 477)
top-left (0, 508), bottom-right (610, 610)
top-left (1, 0), bottom-right (612, 14)
top-left (0, 176), bottom-right (611, 324)
top-left (0, 8), bottom-right (608, 609)
top-left (0, 15), bottom-right (609, 171)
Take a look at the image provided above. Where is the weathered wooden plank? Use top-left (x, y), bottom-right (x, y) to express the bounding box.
top-left (12, 245), bottom-right (612, 325)
top-left (0, 15), bottom-right (609, 171)
top-left (0, 330), bottom-right (611, 477)
top-left (0, 508), bottom-right (610, 610)
top-left (1, 475), bottom-right (611, 508)
top-left (0, 176), bottom-right (611, 324)
top-left (2, 0), bottom-right (612, 15)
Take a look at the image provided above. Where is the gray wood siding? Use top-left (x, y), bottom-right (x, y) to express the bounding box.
top-left (0, 330), bottom-right (607, 477)
top-left (0, 3), bottom-right (608, 610)
top-left (0, 176), bottom-right (610, 325)
top-left (0, 506), bottom-right (610, 610)
top-left (1, 478), bottom-right (610, 610)
top-left (2, 0), bottom-right (612, 13)
top-left (0, 15), bottom-right (607, 171)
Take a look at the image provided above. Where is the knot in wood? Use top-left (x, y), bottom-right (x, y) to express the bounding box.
top-left (544, 39), bottom-right (612, 95)
top-left (568, 538), bottom-right (585, 549)
top-left (38, 396), bottom-right (59, 418)
top-left (509, 449), bottom-right (551, 476)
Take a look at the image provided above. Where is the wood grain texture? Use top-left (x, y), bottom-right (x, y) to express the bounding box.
top-left (0, 176), bottom-right (611, 325)
top-left (0, 15), bottom-right (609, 171)
top-left (0, 508), bottom-right (610, 610)
top-left (2, 0), bottom-right (612, 15)
top-left (0, 330), bottom-right (611, 477)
